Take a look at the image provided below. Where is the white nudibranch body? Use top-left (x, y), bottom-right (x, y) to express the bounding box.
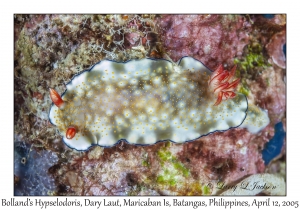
top-left (49, 57), bottom-right (251, 150)
top-left (239, 104), bottom-right (270, 134)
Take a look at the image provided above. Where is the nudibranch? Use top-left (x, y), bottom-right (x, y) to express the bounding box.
top-left (49, 57), bottom-right (248, 150)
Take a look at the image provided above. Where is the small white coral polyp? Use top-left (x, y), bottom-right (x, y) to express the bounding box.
top-left (49, 57), bottom-right (248, 151)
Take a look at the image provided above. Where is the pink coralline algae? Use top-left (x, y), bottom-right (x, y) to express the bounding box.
top-left (179, 127), bottom-right (270, 183)
top-left (266, 30), bottom-right (286, 69)
top-left (125, 32), bottom-right (141, 47)
top-left (158, 15), bottom-right (251, 70)
top-left (247, 66), bottom-right (286, 123)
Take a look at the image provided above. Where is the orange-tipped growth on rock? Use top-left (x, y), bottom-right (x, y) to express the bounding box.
top-left (49, 88), bottom-right (64, 108)
top-left (208, 65), bottom-right (240, 106)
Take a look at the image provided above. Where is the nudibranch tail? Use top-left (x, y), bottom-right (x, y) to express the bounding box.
top-left (66, 126), bottom-right (77, 139)
top-left (208, 65), bottom-right (240, 106)
top-left (49, 88), bottom-right (64, 108)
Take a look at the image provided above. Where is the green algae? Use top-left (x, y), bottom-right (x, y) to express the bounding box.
top-left (153, 143), bottom-right (212, 195)
top-left (156, 170), bottom-right (177, 186)
top-left (142, 159), bottom-right (150, 167)
top-left (266, 78), bottom-right (270, 87)
top-left (156, 144), bottom-right (190, 187)
top-left (234, 43), bottom-right (271, 79)
top-left (157, 149), bottom-right (173, 162)
top-left (202, 185), bottom-right (211, 195)
top-left (173, 162), bottom-right (189, 177)
top-left (141, 152), bottom-right (150, 167)
top-left (238, 85), bottom-right (250, 96)
top-left (234, 44), bottom-right (270, 71)
top-left (234, 42), bottom-right (272, 96)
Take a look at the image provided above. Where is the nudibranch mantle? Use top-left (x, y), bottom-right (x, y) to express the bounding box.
top-left (49, 57), bottom-right (248, 151)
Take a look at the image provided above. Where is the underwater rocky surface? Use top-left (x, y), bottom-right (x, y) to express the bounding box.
top-left (14, 14), bottom-right (286, 195)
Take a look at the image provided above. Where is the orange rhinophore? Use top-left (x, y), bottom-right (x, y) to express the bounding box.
top-left (66, 126), bottom-right (77, 139)
top-left (208, 65), bottom-right (240, 106)
top-left (49, 88), bottom-right (64, 108)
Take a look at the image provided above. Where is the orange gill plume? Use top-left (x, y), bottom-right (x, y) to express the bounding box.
top-left (208, 65), bottom-right (240, 106)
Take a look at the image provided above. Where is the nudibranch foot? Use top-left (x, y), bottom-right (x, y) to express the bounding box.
top-left (49, 57), bottom-right (249, 151)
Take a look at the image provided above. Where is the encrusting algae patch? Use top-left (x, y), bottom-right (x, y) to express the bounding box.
top-left (49, 57), bottom-right (251, 150)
